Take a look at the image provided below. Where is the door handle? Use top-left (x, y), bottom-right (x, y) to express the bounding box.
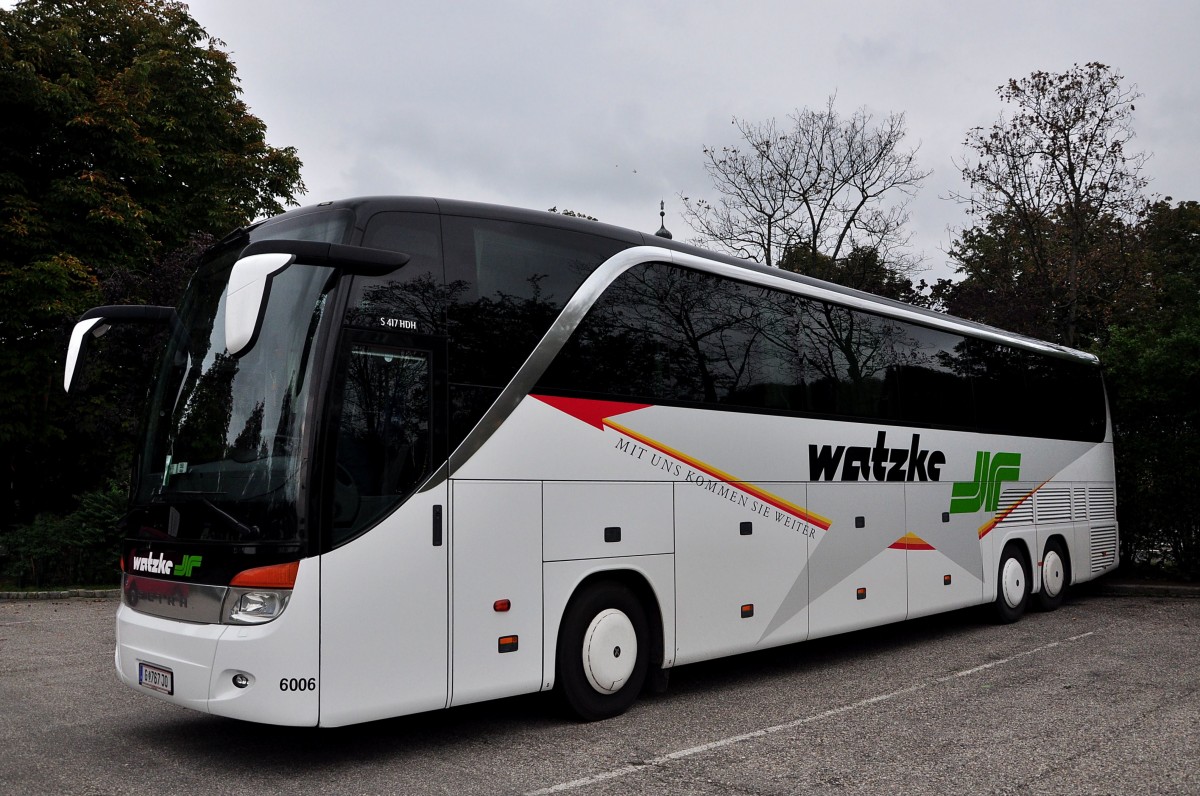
top-left (432, 505), bottom-right (443, 546)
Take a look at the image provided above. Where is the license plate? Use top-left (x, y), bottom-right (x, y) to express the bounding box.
top-left (138, 661), bottom-right (174, 695)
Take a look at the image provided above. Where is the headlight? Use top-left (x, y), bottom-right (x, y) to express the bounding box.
top-left (221, 560), bottom-right (300, 625)
top-left (222, 587), bottom-right (292, 625)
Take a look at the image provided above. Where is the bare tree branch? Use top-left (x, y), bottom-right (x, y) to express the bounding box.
top-left (681, 97), bottom-right (930, 274)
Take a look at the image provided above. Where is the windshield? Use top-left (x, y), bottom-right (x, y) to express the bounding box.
top-left (132, 247), bottom-right (336, 547)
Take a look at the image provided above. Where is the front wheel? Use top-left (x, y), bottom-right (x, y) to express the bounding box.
top-left (556, 582), bottom-right (649, 721)
top-left (993, 543), bottom-right (1030, 624)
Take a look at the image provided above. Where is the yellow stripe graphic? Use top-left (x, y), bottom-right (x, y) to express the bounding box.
top-left (605, 418), bottom-right (832, 531)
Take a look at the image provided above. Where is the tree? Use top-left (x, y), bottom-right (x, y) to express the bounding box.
top-left (936, 206), bottom-right (1144, 343)
top-left (0, 0), bottom-right (304, 533)
top-left (1101, 200), bottom-right (1200, 579)
top-left (951, 63), bottom-right (1148, 347)
top-left (778, 245), bottom-right (926, 304)
top-left (682, 97), bottom-right (930, 273)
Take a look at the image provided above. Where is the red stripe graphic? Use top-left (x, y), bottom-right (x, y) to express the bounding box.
top-left (534, 395), bottom-right (832, 531)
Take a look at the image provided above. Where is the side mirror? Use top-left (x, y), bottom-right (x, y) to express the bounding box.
top-left (64, 317), bottom-right (107, 392)
top-left (63, 305), bottom-right (180, 392)
top-left (224, 252), bottom-right (295, 357)
top-left (225, 240), bottom-right (410, 357)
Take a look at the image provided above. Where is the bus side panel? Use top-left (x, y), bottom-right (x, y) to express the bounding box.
top-left (207, 558), bottom-right (320, 726)
top-left (904, 482), bottom-right (987, 619)
top-left (543, 481), bottom-right (673, 561)
top-left (319, 484), bottom-right (449, 727)
top-left (674, 481), bottom-right (809, 667)
top-left (807, 482), bottom-right (908, 640)
top-left (450, 479), bottom-right (544, 708)
top-left (542, 555), bottom-right (676, 690)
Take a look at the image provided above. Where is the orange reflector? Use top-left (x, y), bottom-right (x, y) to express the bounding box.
top-left (856, 587), bottom-right (867, 600)
top-left (230, 560), bottom-right (299, 589)
top-left (494, 599), bottom-right (511, 612)
top-left (498, 635), bottom-right (518, 653)
top-left (741, 604), bottom-right (754, 618)
top-left (944, 574), bottom-right (952, 586)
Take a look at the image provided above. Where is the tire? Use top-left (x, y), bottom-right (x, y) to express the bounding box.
top-left (993, 543), bottom-right (1030, 624)
top-left (1034, 539), bottom-right (1069, 612)
top-left (556, 581), bottom-right (649, 721)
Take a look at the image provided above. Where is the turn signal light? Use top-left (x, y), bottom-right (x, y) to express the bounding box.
top-left (230, 560), bottom-right (299, 589)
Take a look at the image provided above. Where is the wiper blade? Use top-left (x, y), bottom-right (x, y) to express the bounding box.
top-left (199, 498), bottom-right (261, 540)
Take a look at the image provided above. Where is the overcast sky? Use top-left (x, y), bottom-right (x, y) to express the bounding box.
top-left (181, 0), bottom-right (1200, 282)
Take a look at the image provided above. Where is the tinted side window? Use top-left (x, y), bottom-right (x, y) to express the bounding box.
top-left (538, 263), bottom-right (804, 411)
top-left (441, 216), bottom-right (627, 447)
top-left (969, 341), bottom-right (1035, 436)
top-left (538, 261), bottom-right (1107, 441)
top-left (800, 299), bottom-right (902, 422)
top-left (1024, 354), bottom-right (1107, 441)
top-left (331, 344), bottom-right (432, 547)
top-left (345, 212), bottom-right (446, 334)
top-left (894, 325), bottom-right (976, 428)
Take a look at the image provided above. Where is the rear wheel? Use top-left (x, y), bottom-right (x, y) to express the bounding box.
top-left (993, 543), bottom-right (1030, 624)
top-left (1034, 539), bottom-right (1069, 612)
top-left (556, 582), bottom-right (649, 721)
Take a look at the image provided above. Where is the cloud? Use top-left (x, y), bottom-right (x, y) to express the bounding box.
top-left (183, 0), bottom-right (1200, 280)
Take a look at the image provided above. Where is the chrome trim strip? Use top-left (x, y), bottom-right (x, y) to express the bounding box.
top-left (123, 573), bottom-right (227, 625)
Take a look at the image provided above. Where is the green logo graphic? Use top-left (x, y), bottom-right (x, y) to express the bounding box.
top-left (173, 555), bottom-right (203, 577)
top-left (950, 451), bottom-right (1021, 514)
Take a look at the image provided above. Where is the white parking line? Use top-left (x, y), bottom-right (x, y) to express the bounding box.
top-left (526, 631), bottom-right (1096, 795)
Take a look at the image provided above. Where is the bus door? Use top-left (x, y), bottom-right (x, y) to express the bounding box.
top-left (318, 331), bottom-right (449, 726)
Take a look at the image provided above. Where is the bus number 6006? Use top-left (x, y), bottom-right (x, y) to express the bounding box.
top-left (280, 677), bottom-right (316, 692)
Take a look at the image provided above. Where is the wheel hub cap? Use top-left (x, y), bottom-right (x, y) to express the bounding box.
top-left (1042, 550), bottom-right (1064, 598)
top-left (581, 608), bottom-right (637, 694)
top-left (1001, 557), bottom-right (1025, 608)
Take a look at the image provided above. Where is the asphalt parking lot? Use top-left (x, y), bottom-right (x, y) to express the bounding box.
top-left (1, 585), bottom-right (1196, 796)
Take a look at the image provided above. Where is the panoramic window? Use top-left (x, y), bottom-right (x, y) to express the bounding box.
top-left (800, 299), bottom-right (903, 422)
top-left (538, 262), bottom-right (803, 411)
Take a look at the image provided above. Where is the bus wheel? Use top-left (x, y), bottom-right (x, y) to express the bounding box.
top-left (556, 581), bottom-right (649, 721)
top-left (993, 544), bottom-right (1030, 624)
top-left (1034, 539), bottom-right (1069, 612)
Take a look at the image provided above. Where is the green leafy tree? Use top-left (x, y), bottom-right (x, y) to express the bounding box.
top-left (1102, 200), bottom-right (1200, 579)
top-left (936, 207), bottom-right (1144, 343)
top-left (0, 0), bottom-right (304, 535)
top-left (779, 244), bottom-right (926, 304)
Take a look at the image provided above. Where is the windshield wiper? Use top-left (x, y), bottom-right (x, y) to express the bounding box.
top-left (199, 498), bottom-right (261, 540)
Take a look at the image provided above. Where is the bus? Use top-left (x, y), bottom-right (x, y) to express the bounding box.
top-left (64, 197), bottom-right (1118, 727)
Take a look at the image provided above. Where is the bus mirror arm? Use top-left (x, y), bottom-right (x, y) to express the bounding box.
top-left (238, 240), bottom-right (411, 275)
top-left (64, 305), bottom-right (183, 393)
top-left (227, 240), bottom-right (410, 358)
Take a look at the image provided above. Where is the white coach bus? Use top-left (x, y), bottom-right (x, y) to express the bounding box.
top-left (64, 197), bottom-right (1118, 726)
